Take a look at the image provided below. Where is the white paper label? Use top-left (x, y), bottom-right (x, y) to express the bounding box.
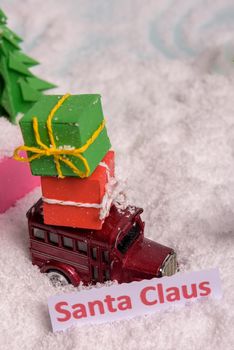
top-left (48, 268), bottom-right (222, 332)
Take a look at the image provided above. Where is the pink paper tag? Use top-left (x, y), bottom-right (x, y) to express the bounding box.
top-left (0, 156), bottom-right (40, 213)
top-left (48, 268), bottom-right (222, 332)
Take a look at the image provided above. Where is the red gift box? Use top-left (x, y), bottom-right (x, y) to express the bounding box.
top-left (41, 151), bottom-right (115, 229)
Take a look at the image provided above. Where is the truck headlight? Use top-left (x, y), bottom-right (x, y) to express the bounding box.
top-left (160, 252), bottom-right (177, 277)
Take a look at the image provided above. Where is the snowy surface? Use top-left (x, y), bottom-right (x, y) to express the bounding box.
top-left (0, 118), bottom-right (23, 159)
top-left (1, 0), bottom-right (234, 349)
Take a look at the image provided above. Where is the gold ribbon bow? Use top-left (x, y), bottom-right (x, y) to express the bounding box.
top-left (13, 93), bottom-right (106, 179)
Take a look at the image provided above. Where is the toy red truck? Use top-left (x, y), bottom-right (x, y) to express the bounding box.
top-left (27, 199), bottom-right (177, 286)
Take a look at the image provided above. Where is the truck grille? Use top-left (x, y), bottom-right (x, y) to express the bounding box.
top-left (160, 252), bottom-right (177, 277)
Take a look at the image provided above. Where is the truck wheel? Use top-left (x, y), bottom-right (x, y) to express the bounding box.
top-left (47, 270), bottom-right (70, 287)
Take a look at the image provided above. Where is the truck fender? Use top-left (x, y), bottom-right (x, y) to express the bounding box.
top-left (110, 258), bottom-right (123, 283)
top-left (40, 260), bottom-right (81, 286)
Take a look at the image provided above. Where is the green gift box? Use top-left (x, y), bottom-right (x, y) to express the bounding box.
top-left (17, 94), bottom-right (111, 178)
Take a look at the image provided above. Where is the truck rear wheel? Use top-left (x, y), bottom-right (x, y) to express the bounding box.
top-left (47, 270), bottom-right (70, 287)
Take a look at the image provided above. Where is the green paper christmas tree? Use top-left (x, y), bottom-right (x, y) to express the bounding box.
top-left (0, 9), bottom-right (56, 123)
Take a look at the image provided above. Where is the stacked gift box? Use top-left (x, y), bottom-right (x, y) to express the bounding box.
top-left (14, 93), bottom-right (115, 230)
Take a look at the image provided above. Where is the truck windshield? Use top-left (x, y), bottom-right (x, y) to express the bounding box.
top-left (117, 222), bottom-right (140, 254)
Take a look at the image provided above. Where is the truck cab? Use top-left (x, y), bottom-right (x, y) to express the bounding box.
top-left (27, 199), bottom-right (177, 286)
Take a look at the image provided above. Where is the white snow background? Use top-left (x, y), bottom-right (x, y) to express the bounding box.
top-left (1, 0), bottom-right (234, 349)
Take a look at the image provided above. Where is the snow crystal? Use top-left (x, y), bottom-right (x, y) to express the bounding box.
top-left (58, 145), bottom-right (75, 150)
top-left (0, 117), bottom-right (23, 159)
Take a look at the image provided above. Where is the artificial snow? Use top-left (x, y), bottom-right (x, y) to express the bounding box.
top-left (0, 117), bottom-right (23, 159)
top-left (1, 0), bottom-right (234, 349)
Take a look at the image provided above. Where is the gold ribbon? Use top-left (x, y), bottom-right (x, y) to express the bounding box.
top-left (13, 93), bottom-right (106, 179)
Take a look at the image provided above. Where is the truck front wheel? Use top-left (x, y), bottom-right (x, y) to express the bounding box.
top-left (47, 269), bottom-right (70, 287)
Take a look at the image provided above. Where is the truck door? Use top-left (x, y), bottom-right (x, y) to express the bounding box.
top-left (101, 249), bottom-right (111, 282)
top-left (90, 246), bottom-right (111, 283)
top-left (90, 246), bottom-right (100, 283)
